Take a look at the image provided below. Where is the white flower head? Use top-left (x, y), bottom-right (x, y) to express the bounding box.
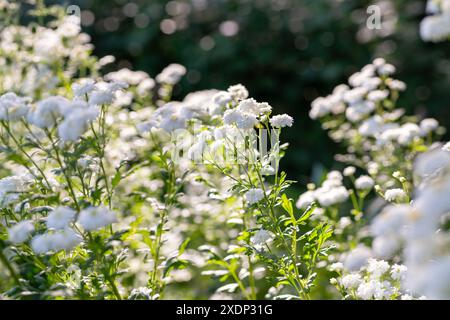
top-left (343, 166), bottom-right (356, 176)
top-left (156, 64), bottom-right (186, 85)
top-left (8, 220), bottom-right (34, 244)
top-left (367, 259), bottom-right (390, 279)
top-left (78, 206), bottom-right (118, 231)
top-left (355, 175), bottom-right (374, 190)
top-left (245, 188), bottom-right (264, 205)
top-left (47, 207), bottom-right (76, 230)
top-left (341, 273), bottom-right (362, 289)
top-left (227, 84), bottom-right (249, 101)
top-left (27, 96), bottom-right (69, 128)
top-left (0, 92), bottom-right (30, 121)
top-left (270, 114), bottom-right (293, 128)
top-left (384, 188), bottom-right (407, 202)
top-left (72, 79), bottom-right (95, 97)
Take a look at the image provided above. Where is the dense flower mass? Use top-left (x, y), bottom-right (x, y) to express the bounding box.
top-left (421, 0), bottom-right (450, 42)
top-left (0, 1), bottom-right (449, 301)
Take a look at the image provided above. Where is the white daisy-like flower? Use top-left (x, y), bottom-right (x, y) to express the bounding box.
top-left (391, 264), bottom-right (407, 281)
top-left (341, 273), bottom-right (362, 289)
top-left (269, 114), bottom-right (294, 128)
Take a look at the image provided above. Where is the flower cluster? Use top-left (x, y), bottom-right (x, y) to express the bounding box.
top-left (421, 0), bottom-right (450, 42)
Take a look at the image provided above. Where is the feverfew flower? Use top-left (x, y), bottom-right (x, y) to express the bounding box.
top-left (46, 207), bottom-right (76, 230)
top-left (420, 118), bottom-right (439, 135)
top-left (227, 84), bottom-right (249, 101)
top-left (367, 259), bottom-right (390, 279)
top-left (384, 188), bottom-right (407, 202)
top-left (341, 273), bottom-right (362, 289)
top-left (355, 175), bottom-right (374, 190)
top-left (31, 228), bottom-right (82, 254)
top-left (245, 188), bottom-right (264, 205)
top-left (155, 63), bottom-right (186, 85)
top-left (343, 166), bottom-right (356, 176)
top-left (0, 92), bottom-right (30, 121)
top-left (269, 114), bottom-right (294, 128)
top-left (78, 206), bottom-right (118, 231)
top-left (391, 264), bottom-right (407, 281)
top-left (72, 79), bottom-right (95, 97)
top-left (58, 106), bottom-right (99, 141)
top-left (8, 220), bottom-right (34, 244)
top-left (27, 96), bottom-right (69, 128)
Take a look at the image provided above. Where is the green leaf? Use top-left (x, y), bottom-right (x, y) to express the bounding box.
top-left (281, 194), bottom-right (294, 223)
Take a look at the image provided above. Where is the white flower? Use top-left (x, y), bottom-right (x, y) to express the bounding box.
top-left (309, 97), bottom-right (330, 119)
top-left (329, 262), bottom-right (344, 272)
top-left (236, 112), bottom-right (258, 129)
top-left (237, 98), bottom-right (260, 115)
top-left (72, 79), bottom-right (95, 97)
top-left (31, 228), bottom-right (82, 254)
top-left (156, 64), bottom-right (186, 85)
top-left (296, 190), bottom-right (316, 209)
top-left (355, 175), bottom-right (374, 190)
top-left (0, 92), bottom-right (30, 121)
top-left (367, 90), bottom-right (389, 102)
top-left (420, 118), bottom-right (439, 135)
top-left (223, 109), bottom-right (258, 129)
top-left (78, 206), bottom-right (118, 231)
top-left (46, 207), bottom-right (76, 230)
top-left (270, 114), bottom-right (294, 128)
top-left (367, 259), bottom-right (390, 279)
top-left (227, 84), bottom-right (248, 101)
top-left (250, 229), bottom-right (273, 246)
top-left (384, 188), bottom-right (407, 202)
top-left (31, 233), bottom-right (54, 254)
top-left (356, 279), bottom-right (385, 300)
top-left (8, 220), bottom-right (34, 244)
top-left (391, 264), bottom-right (407, 281)
top-left (88, 90), bottom-right (114, 106)
top-left (420, 13), bottom-right (450, 42)
top-left (341, 273), bottom-right (362, 289)
top-left (387, 79), bottom-right (406, 91)
top-left (261, 165), bottom-right (276, 176)
top-left (343, 166), bottom-right (356, 176)
top-left (443, 142), bottom-right (450, 152)
top-left (58, 107), bottom-right (99, 141)
top-left (105, 68), bottom-right (149, 86)
top-left (245, 188), bottom-right (264, 204)
top-left (315, 186), bottom-right (349, 207)
top-left (27, 96), bottom-right (69, 128)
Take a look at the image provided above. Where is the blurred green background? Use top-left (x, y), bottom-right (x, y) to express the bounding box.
top-left (51, 0), bottom-right (450, 183)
